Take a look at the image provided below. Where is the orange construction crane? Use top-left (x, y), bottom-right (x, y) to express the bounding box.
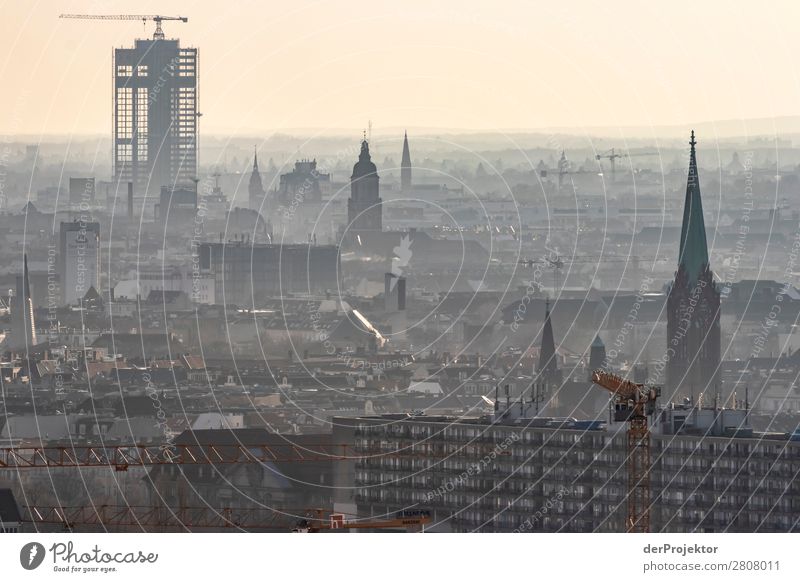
top-left (295, 510), bottom-right (430, 533)
top-left (23, 504), bottom-right (294, 532)
top-left (0, 438), bottom-right (487, 471)
top-left (59, 14), bottom-right (188, 40)
top-left (590, 370), bottom-right (660, 533)
top-left (0, 442), bottom-right (361, 470)
top-left (22, 505), bottom-right (429, 533)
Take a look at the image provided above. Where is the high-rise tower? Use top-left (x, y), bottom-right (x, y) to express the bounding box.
top-left (666, 131), bottom-right (721, 396)
top-left (347, 138), bottom-right (382, 237)
top-left (400, 131), bottom-right (412, 192)
top-left (113, 36), bottom-right (198, 202)
top-left (248, 148), bottom-right (265, 210)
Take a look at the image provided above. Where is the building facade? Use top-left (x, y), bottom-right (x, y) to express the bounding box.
top-left (198, 241), bottom-right (340, 307)
top-left (276, 159), bottom-right (330, 206)
top-left (59, 221), bottom-right (101, 306)
top-left (339, 413), bottom-right (800, 533)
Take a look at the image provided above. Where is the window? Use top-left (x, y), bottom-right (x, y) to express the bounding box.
top-left (116, 87), bottom-right (133, 139)
top-left (137, 65), bottom-right (148, 76)
top-left (116, 65), bottom-right (132, 77)
top-left (117, 144), bottom-right (132, 163)
top-left (135, 88), bottom-right (148, 161)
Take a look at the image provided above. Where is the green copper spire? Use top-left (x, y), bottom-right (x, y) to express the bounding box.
top-left (678, 130), bottom-right (710, 284)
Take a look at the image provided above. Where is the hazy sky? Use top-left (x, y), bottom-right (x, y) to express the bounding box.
top-left (2, 0), bottom-right (800, 136)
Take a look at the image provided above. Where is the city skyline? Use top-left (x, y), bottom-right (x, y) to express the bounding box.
top-left (5, 0), bottom-right (800, 558)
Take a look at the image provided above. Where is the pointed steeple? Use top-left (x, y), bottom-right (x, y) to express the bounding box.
top-left (248, 146), bottom-right (265, 206)
top-left (401, 131), bottom-right (412, 191)
top-left (678, 130), bottom-right (710, 284)
top-left (538, 299), bottom-right (558, 374)
top-left (13, 253), bottom-right (37, 349)
top-left (22, 254), bottom-right (31, 301)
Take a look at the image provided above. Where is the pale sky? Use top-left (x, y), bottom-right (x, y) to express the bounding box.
top-left (2, 0), bottom-right (800, 136)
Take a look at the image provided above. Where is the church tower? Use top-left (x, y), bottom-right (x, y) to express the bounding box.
top-left (666, 131), bottom-right (721, 397)
top-left (401, 131), bottom-right (412, 192)
top-left (535, 300), bottom-right (563, 408)
top-left (347, 138), bottom-right (382, 237)
top-left (248, 147), bottom-right (265, 210)
top-left (588, 335), bottom-right (606, 380)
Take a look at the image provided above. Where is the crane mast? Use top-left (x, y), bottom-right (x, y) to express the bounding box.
top-left (591, 370), bottom-right (660, 532)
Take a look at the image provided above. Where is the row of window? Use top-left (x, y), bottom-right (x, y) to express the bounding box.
top-left (117, 64), bottom-right (148, 77)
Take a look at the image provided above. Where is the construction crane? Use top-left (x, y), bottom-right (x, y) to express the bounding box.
top-left (3, 439), bottom-right (439, 533)
top-left (0, 437), bottom-right (488, 470)
top-left (539, 151), bottom-right (598, 192)
top-left (0, 442), bottom-right (361, 470)
top-left (21, 505), bottom-right (430, 533)
top-left (590, 370), bottom-right (660, 533)
top-left (59, 14), bottom-right (188, 40)
top-left (595, 148), bottom-right (658, 182)
top-left (517, 254), bottom-right (665, 292)
top-left (295, 509), bottom-right (430, 533)
top-left (23, 504), bottom-right (295, 532)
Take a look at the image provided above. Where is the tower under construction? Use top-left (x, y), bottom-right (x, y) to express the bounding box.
top-left (113, 34), bottom-right (198, 205)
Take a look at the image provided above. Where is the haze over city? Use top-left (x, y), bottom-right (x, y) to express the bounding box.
top-left (2, 5), bottom-right (800, 578)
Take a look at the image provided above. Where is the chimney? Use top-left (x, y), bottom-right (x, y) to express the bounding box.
top-left (384, 273), bottom-right (406, 312)
top-left (384, 273), bottom-right (394, 311)
top-left (127, 182), bottom-right (134, 219)
top-left (397, 277), bottom-right (406, 311)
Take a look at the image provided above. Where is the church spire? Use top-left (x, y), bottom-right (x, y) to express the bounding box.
top-left (401, 131), bottom-right (412, 191)
top-left (23, 253), bottom-right (31, 301)
top-left (248, 146), bottom-right (265, 207)
top-left (678, 130), bottom-right (710, 285)
top-left (13, 252), bottom-right (37, 349)
top-left (538, 299), bottom-right (558, 375)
